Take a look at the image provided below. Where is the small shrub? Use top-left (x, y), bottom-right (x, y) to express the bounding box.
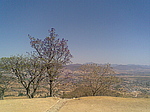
top-left (18, 93), bottom-right (25, 96)
top-left (4, 94), bottom-right (15, 97)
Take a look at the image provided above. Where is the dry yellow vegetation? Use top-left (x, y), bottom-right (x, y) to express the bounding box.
top-left (59, 96), bottom-right (150, 112)
top-left (0, 97), bottom-right (59, 112)
top-left (0, 96), bottom-right (150, 112)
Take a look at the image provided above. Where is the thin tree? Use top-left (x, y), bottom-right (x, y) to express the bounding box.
top-left (29, 28), bottom-right (72, 97)
top-left (79, 64), bottom-right (119, 96)
top-left (0, 73), bottom-right (15, 100)
top-left (0, 54), bottom-right (45, 98)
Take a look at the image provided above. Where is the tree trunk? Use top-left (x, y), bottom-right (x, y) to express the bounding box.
top-left (49, 80), bottom-right (53, 97)
top-left (30, 94), bottom-right (34, 98)
top-left (26, 88), bottom-right (32, 98)
top-left (0, 92), bottom-right (4, 100)
top-left (0, 88), bottom-right (5, 100)
top-left (30, 88), bottom-right (38, 98)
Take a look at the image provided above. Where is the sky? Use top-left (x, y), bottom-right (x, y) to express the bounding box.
top-left (0, 0), bottom-right (150, 65)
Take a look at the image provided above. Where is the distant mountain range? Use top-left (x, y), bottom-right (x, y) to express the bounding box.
top-left (112, 64), bottom-right (150, 75)
top-left (65, 64), bottom-right (150, 76)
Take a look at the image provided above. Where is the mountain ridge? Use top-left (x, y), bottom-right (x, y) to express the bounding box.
top-left (65, 63), bottom-right (150, 75)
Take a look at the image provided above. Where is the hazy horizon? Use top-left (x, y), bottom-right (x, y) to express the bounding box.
top-left (70, 62), bottom-right (150, 66)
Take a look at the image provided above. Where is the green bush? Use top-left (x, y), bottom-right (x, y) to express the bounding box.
top-left (18, 93), bottom-right (25, 96)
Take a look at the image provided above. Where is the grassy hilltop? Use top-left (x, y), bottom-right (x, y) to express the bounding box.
top-left (0, 96), bottom-right (150, 112)
top-left (60, 96), bottom-right (150, 112)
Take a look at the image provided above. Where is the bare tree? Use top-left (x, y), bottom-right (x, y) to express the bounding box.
top-left (0, 54), bottom-right (45, 98)
top-left (29, 28), bottom-right (72, 97)
top-left (0, 74), bottom-right (12, 99)
top-left (79, 64), bottom-right (120, 96)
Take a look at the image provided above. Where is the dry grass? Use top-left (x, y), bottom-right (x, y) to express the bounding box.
top-left (0, 97), bottom-right (59, 112)
top-left (1, 96), bottom-right (150, 112)
top-left (59, 96), bottom-right (150, 112)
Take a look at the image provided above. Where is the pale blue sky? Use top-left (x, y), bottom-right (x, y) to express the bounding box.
top-left (0, 0), bottom-right (150, 65)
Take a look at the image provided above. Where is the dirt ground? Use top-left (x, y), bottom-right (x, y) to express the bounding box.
top-left (59, 96), bottom-right (150, 112)
top-left (0, 96), bottom-right (150, 112)
top-left (0, 97), bottom-right (59, 112)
